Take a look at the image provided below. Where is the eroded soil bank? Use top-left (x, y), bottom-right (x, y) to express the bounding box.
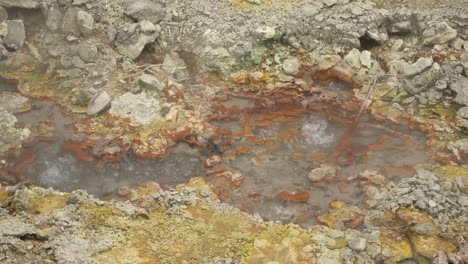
top-left (0, 0), bottom-right (467, 263)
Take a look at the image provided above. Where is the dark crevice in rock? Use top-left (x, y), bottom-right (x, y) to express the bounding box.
top-left (358, 36), bottom-right (380, 51)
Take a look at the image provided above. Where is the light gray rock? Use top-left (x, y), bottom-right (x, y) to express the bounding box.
top-left (162, 52), bottom-right (187, 80)
top-left (77, 41), bottom-right (97, 62)
top-left (344, 48), bottom-right (361, 68)
top-left (139, 74), bottom-right (164, 91)
top-left (351, 6), bottom-right (363, 16)
top-left (348, 238), bottom-right (367, 251)
top-left (459, 196), bottom-right (468, 207)
top-left (360, 50), bottom-right (372, 68)
top-left (0, 0), bottom-right (40, 9)
top-left (303, 4), bottom-right (321, 17)
top-left (457, 107), bottom-right (468, 120)
top-left (76, 10), bottom-right (94, 36)
top-left (0, 109), bottom-right (30, 158)
top-left (245, 0), bottom-right (261, 4)
top-left (366, 27), bottom-right (388, 44)
top-left (0, 92), bottom-right (30, 114)
top-left (0, 6), bottom-right (7, 23)
top-left (254, 26), bottom-right (276, 41)
top-left (61, 7), bottom-right (80, 36)
top-left (125, 0), bottom-right (165, 24)
top-left (71, 56), bottom-right (85, 68)
top-left (403, 57), bottom-right (434, 77)
top-left (4, 20), bottom-right (25, 50)
top-left (403, 62), bottom-right (440, 95)
top-left (46, 8), bottom-right (63, 32)
top-left (450, 78), bottom-right (468, 106)
top-left (282, 57), bottom-right (300, 76)
top-left (87, 91), bottom-right (111, 115)
top-left (139, 20), bottom-right (157, 33)
top-left (116, 33), bottom-right (157, 60)
top-left (322, 0), bottom-right (337, 7)
top-left (461, 53), bottom-right (468, 75)
top-left (423, 22), bottom-right (457, 45)
top-left (109, 92), bottom-right (161, 125)
top-left (200, 46), bottom-right (235, 73)
top-left (412, 223), bottom-right (437, 236)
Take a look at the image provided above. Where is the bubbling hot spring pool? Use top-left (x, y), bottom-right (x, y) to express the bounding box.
top-left (2, 79), bottom-right (433, 227)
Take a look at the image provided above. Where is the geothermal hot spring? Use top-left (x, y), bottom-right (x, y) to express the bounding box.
top-left (1, 77), bottom-right (432, 227)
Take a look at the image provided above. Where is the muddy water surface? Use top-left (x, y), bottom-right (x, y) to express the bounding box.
top-left (3, 80), bottom-right (433, 227)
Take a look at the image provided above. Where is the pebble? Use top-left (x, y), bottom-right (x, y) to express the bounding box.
top-left (348, 238), bottom-right (367, 251)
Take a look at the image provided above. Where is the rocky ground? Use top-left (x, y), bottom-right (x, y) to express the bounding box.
top-left (0, 0), bottom-right (467, 263)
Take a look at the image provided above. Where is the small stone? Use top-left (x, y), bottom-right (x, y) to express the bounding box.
top-left (403, 57), bottom-right (433, 77)
top-left (282, 57), bottom-right (300, 76)
top-left (344, 48), bottom-right (361, 68)
top-left (4, 20), bottom-right (25, 49)
top-left (392, 39), bottom-right (405, 51)
top-left (139, 20), bottom-right (156, 33)
top-left (351, 6), bottom-right (363, 16)
top-left (348, 238), bottom-right (367, 251)
top-left (451, 38), bottom-right (465, 50)
top-left (138, 74), bottom-right (164, 91)
top-left (360, 50), bottom-right (372, 68)
top-left (254, 26), bottom-right (276, 40)
top-left (71, 56), bottom-right (85, 68)
top-left (423, 22), bottom-right (457, 45)
top-left (458, 196), bottom-right (468, 207)
top-left (125, 0), bottom-right (165, 24)
top-left (61, 7), bottom-right (80, 36)
top-left (46, 8), bottom-right (63, 32)
top-left (109, 92), bottom-right (161, 125)
top-left (245, 0), bottom-right (261, 4)
top-left (428, 200), bottom-right (437, 207)
top-left (322, 0), bottom-right (337, 7)
top-left (303, 4), bottom-right (321, 17)
top-left (77, 41), bottom-right (98, 62)
top-left (87, 91), bottom-right (111, 115)
top-left (76, 10), bottom-right (94, 35)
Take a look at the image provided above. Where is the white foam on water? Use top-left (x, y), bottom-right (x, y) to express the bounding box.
top-left (301, 119), bottom-right (335, 147)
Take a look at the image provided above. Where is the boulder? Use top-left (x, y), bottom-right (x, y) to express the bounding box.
top-left (125, 0), bottom-right (165, 24)
top-left (423, 22), bottom-right (457, 45)
top-left (4, 20), bottom-right (25, 50)
top-left (76, 10), bottom-right (94, 36)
